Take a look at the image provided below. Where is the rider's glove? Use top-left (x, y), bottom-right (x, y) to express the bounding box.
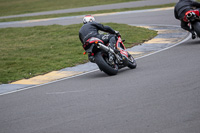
top-left (115, 30), bottom-right (120, 36)
top-left (115, 30), bottom-right (119, 34)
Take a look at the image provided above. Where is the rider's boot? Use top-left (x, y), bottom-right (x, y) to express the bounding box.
top-left (191, 31), bottom-right (197, 39)
top-left (114, 48), bottom-right (120, 54)
top-left (108, 43), bottom-right (115, 62)
top-left (192, 33), bottom-right (196, 39)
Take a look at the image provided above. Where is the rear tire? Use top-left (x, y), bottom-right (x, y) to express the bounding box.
top-left (95, 52), bottom-right (118, 76)
top-left (193, 22), bottom-right (200, 37)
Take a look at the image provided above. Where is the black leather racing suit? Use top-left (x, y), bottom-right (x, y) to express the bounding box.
top-left (79, 21), bottom-right (117, 49)
top-left (174, 0), bottom-right (200, 32)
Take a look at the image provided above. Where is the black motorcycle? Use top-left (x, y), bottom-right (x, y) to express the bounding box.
top-left (82, 34), bottom-right (137, 75)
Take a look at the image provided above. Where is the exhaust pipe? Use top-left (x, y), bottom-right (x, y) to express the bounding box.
top-left (187, 12), bottom-right (196, 18)
top-left (97, 43), bottom-right (115, 54)
top-left (187, 12), bottom-right (193, 18)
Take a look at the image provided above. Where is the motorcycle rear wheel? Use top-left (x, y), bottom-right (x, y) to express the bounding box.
top-left (193, 22), bottom-right (200, 37)
top-left (95, 52), bottom-right (118, 76)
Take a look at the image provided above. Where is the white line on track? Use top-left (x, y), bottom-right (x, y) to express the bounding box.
top-left (46, 90), bottom-right (88, 95)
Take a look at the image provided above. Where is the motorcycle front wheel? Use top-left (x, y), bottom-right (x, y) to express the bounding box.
top-left (95, 52), bottom-right (118, 76)
top-left (193, 22), bottom-right (200, 37)
top-left (127, 54), bottom-right (137, 69)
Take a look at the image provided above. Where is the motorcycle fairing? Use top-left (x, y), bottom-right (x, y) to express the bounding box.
top-left (116, 36), bottom-right (129, 58)
top-left (83, 37), bottom-right (104, 50)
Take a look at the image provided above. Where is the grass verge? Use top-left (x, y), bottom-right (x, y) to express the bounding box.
top-left (0, 23), bottom-right (157, 84)
top-left (0, 3), bottom-right (175, 22)
top-left (0, 0), bottom-right (138, 17)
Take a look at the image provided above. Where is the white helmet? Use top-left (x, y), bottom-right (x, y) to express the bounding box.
top-left (83, 15), bottom-right (95, 24)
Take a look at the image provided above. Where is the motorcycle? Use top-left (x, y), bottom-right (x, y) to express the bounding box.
top-left (82, 34), bottom-right (137, 75)
top-left (184, 10), bottom-right (200, 37)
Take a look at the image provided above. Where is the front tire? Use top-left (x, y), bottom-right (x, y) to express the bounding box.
top-left (193, 22), bottom-right (200, 37)
top-left (95, 52), bottom-right (118, 76)
top-left (127, 54), bottom-right (137, 69)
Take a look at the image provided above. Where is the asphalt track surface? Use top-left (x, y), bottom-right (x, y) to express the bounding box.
top-left (1, 2), bottom-right (200, 133)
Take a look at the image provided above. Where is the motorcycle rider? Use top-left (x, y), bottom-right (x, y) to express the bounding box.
top-left (79, 15), bottom-right (119, 61)
top-left (174, 0), bottom-right (200, 39)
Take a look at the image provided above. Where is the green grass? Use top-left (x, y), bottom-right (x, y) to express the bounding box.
top-left (0, 3), bottom-right (175, 22)
top-left (0, 23), bottom-right (157, 84)
top-left (0, 0), bottom-right (138, 17)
